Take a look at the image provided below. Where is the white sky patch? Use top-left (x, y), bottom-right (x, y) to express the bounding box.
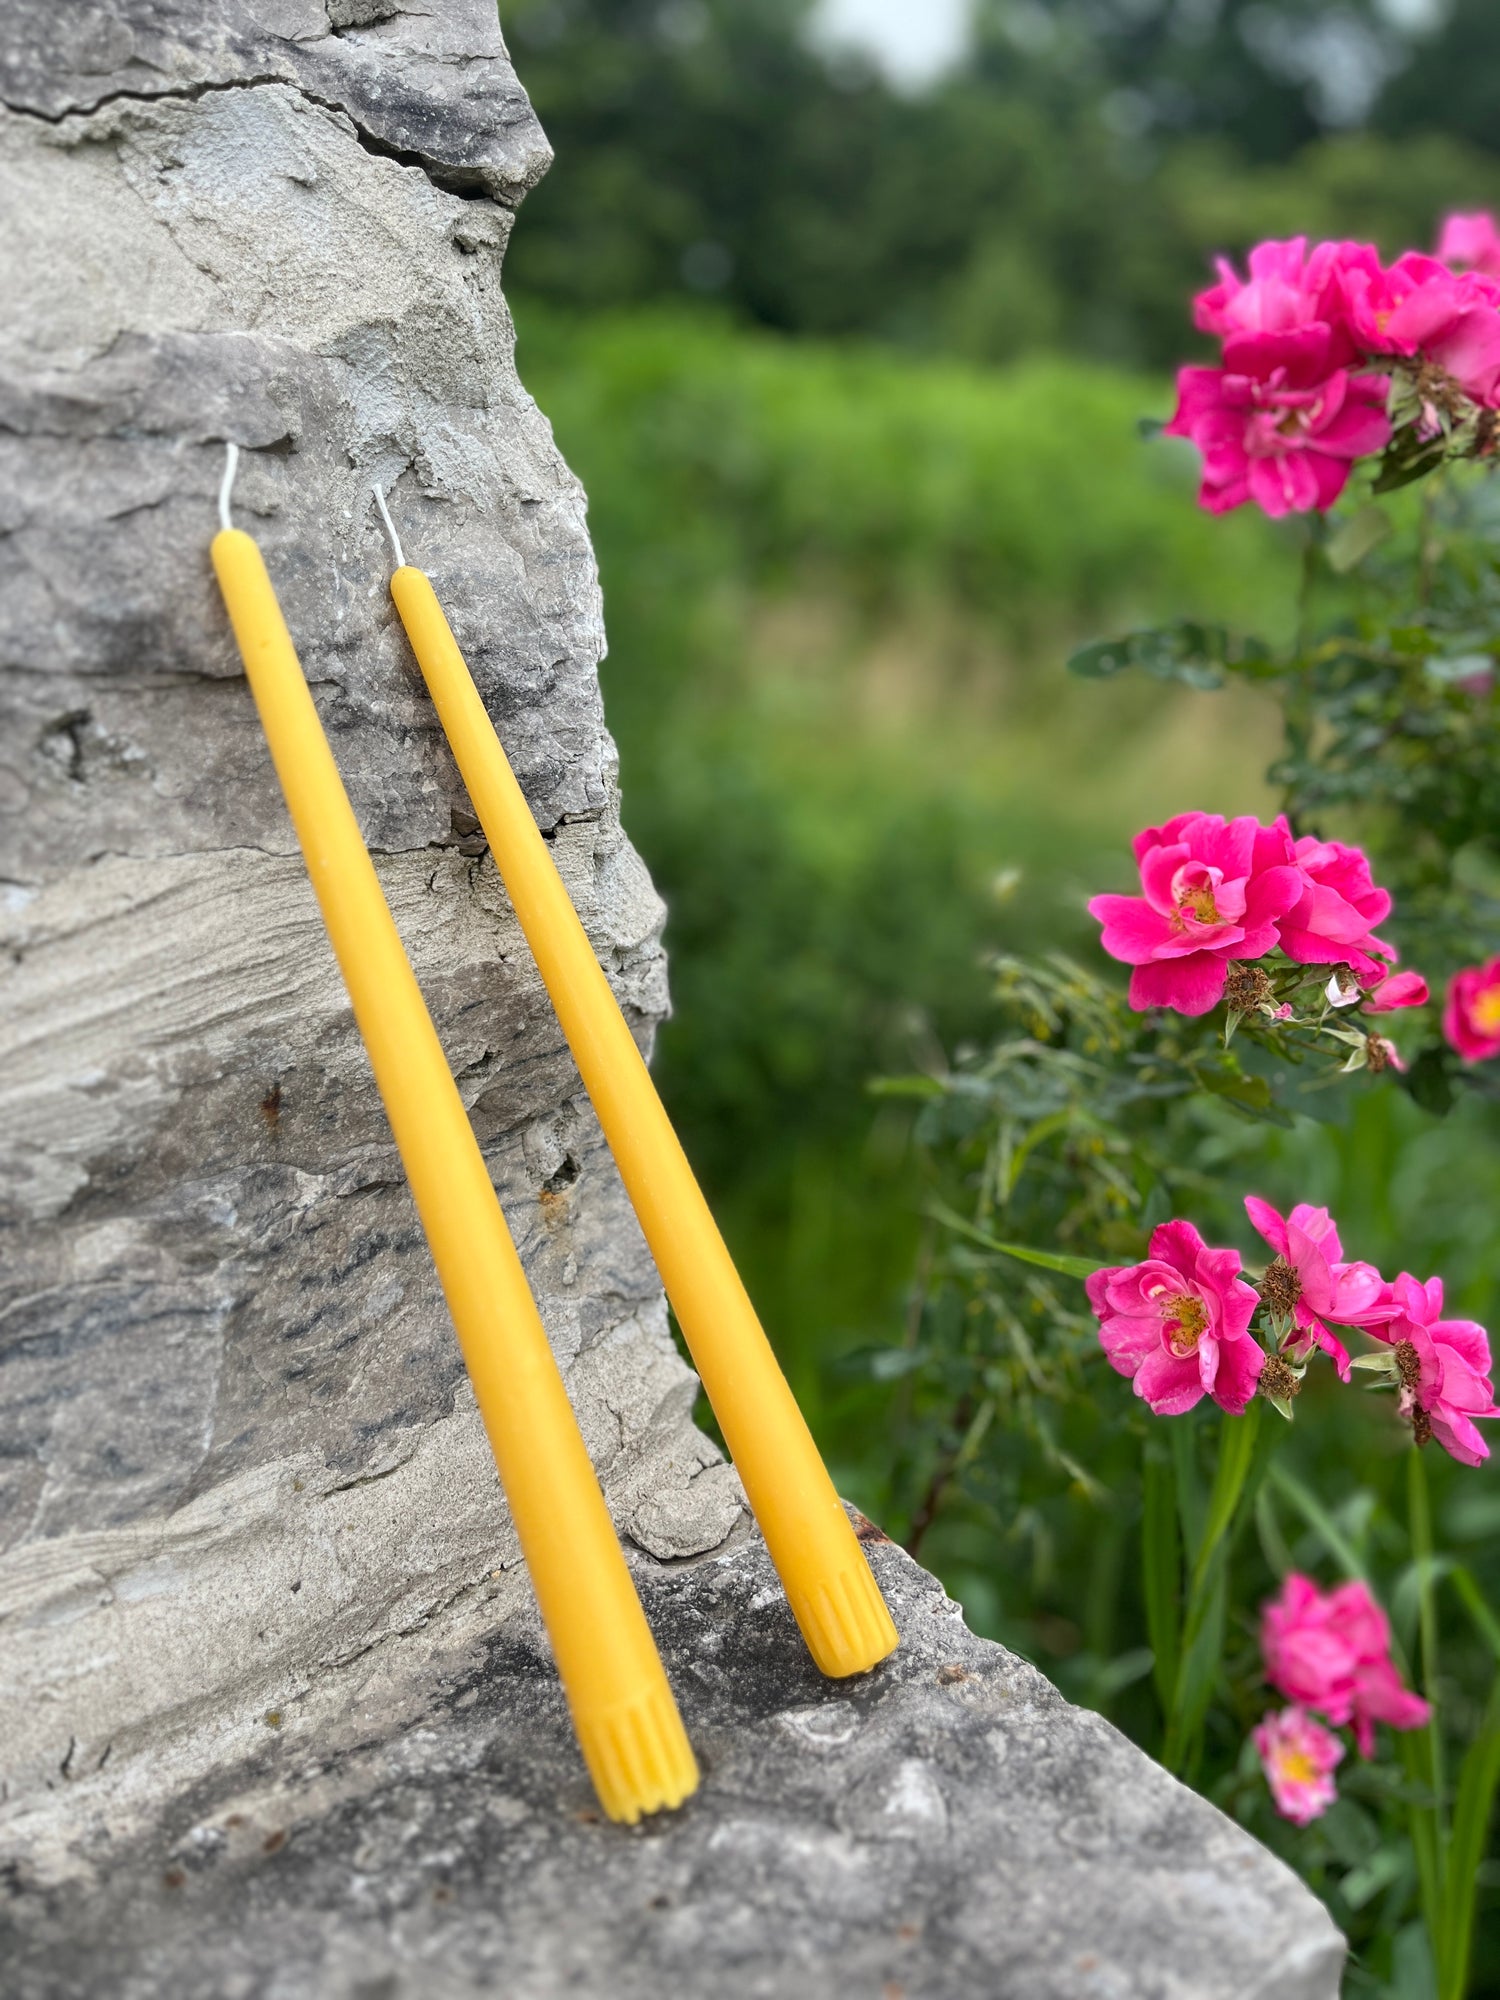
top-left (812, 0), bottom-right (974, 89)
top-left (1375, 0), bottom-right (1446, 27)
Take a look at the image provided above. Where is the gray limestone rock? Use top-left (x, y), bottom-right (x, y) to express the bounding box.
top-left (0, 0), bottom-right (549, 200)
top-left (0, 0), bottom-right (739, 1830)
top-left (4, 1523), bottom-right (1345, 1999)
top-left (0, 5), bottom-right (1346, 1994)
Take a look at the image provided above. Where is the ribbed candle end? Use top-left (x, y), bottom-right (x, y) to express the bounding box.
top-left (574, 1682), bottom-right (699, 1824)
top-left (787, 1555), bottom-right (900, 1679)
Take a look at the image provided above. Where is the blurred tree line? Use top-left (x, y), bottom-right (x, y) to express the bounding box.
top-left (503, 0), bottom-right (1500, 369)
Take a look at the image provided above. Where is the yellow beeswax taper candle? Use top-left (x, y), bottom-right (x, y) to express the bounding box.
top-left (377, 489), bottom-right (898, 1679)
top-left (209, 448), bottom-right (696, 1823)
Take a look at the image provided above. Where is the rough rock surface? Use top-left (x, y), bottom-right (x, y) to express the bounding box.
top-left (0, 5), bottom-right (1345, 1995)
top-left (5, 1525), bottom-right (1345, 2000)
top-left (0, 0), bottom-right (739, 1829)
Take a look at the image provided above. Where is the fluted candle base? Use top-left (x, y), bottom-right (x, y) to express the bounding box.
top-left (787, 1556), bottom-right (900, 1679)
top-left (575, 1683), bottom-right (700, 1825)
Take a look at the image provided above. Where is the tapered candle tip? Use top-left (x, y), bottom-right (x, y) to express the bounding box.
top-left (372, 483), bottom-right (406, 571)
top-left (218, 442), bottom-right (240, 534)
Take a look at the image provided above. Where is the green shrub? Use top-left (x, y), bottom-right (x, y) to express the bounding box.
top-left (513, 300), bottom-right (1293, 1397)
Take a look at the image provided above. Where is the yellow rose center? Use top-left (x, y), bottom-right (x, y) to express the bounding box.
top-left (1166, 1294), bottom-right (1208, 1357)
top-left (1472, 986), bottom-right (1500, 1034)
top-left (1179, 885), bottom-right (1221, 924)
top-left (1278, 1748), bottom-right (1317, 1786)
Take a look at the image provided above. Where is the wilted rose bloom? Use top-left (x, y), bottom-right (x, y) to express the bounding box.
top-left (1344, 251), bottom-right (1500, 407)
top-left (1089, 812), bottom-right (1303, 1015)
top-left (1278, 828), bottom-right (1395, 984)
top-left (1438, 212), bottom-right (1500, 282)
top-left (1243, 1197), bottom-right (1385, 1381)
top-left (1253, 1707), bottom-right (1344, 1825)
top-left (1444, 957), bottom-right (1500, 1062)
top-left (1262, 1573), bottom-right (1430, 1757)
top-left (1363, 1273), bottom-right (1500, 1467)
top-left (1365, 969), bottom-right (1429, 1013)
top-left (1086, 1219), bottom-right (1262, 1416)
top-left (1164, 359), bottom-right (1391, 518)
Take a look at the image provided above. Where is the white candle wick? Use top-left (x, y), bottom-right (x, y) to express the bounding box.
top-left (372, 483), bottom-right (406, 570)
top-left (218, 442), bottom-right (240, 533)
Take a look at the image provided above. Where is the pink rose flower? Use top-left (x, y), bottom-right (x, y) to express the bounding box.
top-left (1444, 957), bottom-right (1500, 1062)
top-left (1253, 1706), bottom-right (1344, 1825)
top-left (1194, 237), bottom-right (1320, 339)
top-left (1089, 812), bottom-right (1303, 1015)
top-left (1164, 356), bottom-right (1389, 517)
top-left (1345, 251), bottom-right (1500, 407)
top-left (1086, 1219), bottom-right (1263, 1416)
top-left (1192, 236), bottom-right (1367, 378)
top-left (1438, 212), bottom-right (1500, 283)
top-left (1363, 1273), bottom-right (1500, 1467)
top-left (1277, 827), bottom-right (1396, 982)
top-left (1262, 1573), bottom-right (1430, 1758)
top-left (1243, 1197), bottom-right (1385, 1381)
top-left (1365, 970), bottom-right (1428, 1013)
top-left (1164, 358), bottom-right (1391, 518)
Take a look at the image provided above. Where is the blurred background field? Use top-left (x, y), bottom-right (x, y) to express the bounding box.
top-left (515, 302), bottom-right (1290, 1448)
top-left (501, 5), bottom-right (1500, 1970)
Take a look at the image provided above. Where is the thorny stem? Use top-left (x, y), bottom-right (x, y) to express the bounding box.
top-left (1294, 516), bottom-right (1319, 657)
top-left (905, 1391), bottom-right (974, 1559)
top-left (1284, 518), bottom-right (1320, 787)
top-left (893, 1217), bottom-right (937, 1444)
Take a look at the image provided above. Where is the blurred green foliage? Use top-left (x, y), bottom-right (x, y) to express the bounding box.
top-left (510, 299), bottom-right (1500, 1992)
top-left (503, 0), bottom-right (1500, 370)
top-left (516, 301), bottom-right (1292, 1392)
top-left (865, 466), bottom-right (1500, 1989)
top-left (501, 2), bottom-right (1500, 1981)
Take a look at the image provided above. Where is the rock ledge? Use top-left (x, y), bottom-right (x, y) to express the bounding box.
top-left (5, 1521), bottom-right (1345, 2000)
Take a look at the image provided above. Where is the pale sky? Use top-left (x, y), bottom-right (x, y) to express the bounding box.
top-left (812, 0), bottom-right (1444, 90)
top-left (812, 0), bottom-right (974, 88)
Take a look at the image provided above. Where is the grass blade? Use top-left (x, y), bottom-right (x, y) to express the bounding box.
top-left (1171, 1416), bottom-right (1205, 1555)
top-left (1166, 1565), bottom-right (1227, 1779)
top-left (1269, 1461), bottom-right (1369, 1581)
top-left (1442, 1674), bottom-right (1500, 2000)
top-left (1164, 1408), bottom-right (1269, 1774)
top-left (1188, 1402), bottom-right (1263, 1602)
top-left (1402, 1729), bottom-right (1445, 2000)
top-left (1450, 1563), bottom-right (1500, 1662)
top-left (926, 1201), bottom-right (1099, 1278)
top-left (1407, 1448), bottom-right (1448, 1994)
top-left (1141, 1442), bottom-right (1180, 1726)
